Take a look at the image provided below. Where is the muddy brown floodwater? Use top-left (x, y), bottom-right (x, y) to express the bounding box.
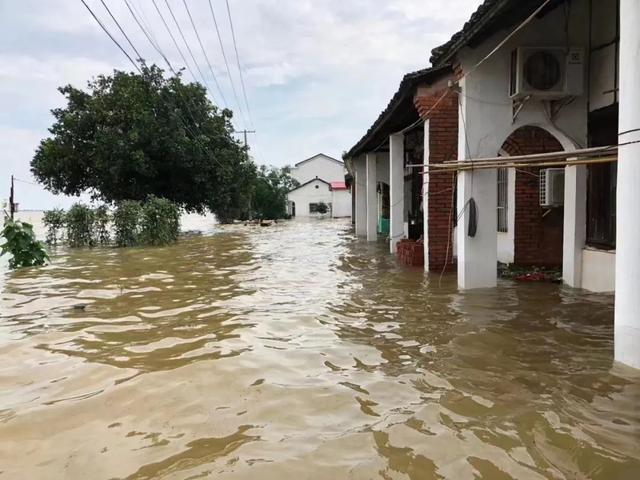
top-left (0, 219), bottom-right (639, 479)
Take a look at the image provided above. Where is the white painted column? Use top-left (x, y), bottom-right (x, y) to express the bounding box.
top-left (422, 120), bottom-right (430, 271)
top-left (457, 169), bottom-right (498, 289)
top-left (354, 157), bottom-right (367, 237)
top-left (615, 0), bottom-right (640, 369)
top-left (389, 133), bottom-right (405, 253)
top-left (366, 153), bottom-right (378, 241)
top-left (562, 161), bottom-right (587, 288)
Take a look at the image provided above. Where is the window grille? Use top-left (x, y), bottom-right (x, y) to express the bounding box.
top-left (497, 168), bottom-right (508, 233)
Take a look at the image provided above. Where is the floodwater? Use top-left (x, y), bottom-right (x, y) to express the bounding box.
top-left (0, 219), bottom-right (638, 479)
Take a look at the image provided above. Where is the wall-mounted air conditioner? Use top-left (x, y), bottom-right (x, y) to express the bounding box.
top-left (509, 47), bottom-right (584, 99)
top-left (539, 168), bottom-right (565, 207)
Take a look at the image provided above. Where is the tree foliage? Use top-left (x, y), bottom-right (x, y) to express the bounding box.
top-left (140, 196), bottom-right (180, 246)
top-left (1, 219), bottom-right (49, 269)
top-left (252, 165), bottom-right (299, 219)
top-left (113, 201), bottom-right (142, 248)
top-left (65, 204), bottom-right (95, 248)
top-left (43, 209), bottom-right (66, 245)
top-left (31, 64), bottom-right (255, 219)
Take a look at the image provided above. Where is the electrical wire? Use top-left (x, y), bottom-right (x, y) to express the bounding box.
top-left (80, 0), bottom-right (229, 172)
top-left (79, 0), bottom-right (141, 73)
top-left (99, 0), bottom-right (143, 61)
top-left (181, 0), bottom-right (228, 108)
top-left (225, 0), bottom-right (254, 128)
top-left (151, 0), bottom-right (200, 85)
top-left (163, 0), bottom-right (215, 98)
top-left (122, 0), bottom-right (204, 127)
top-left (207, 0), bottom-right (247, 129)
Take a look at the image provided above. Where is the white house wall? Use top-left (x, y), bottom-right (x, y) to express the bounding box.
top-left (287, 180), bottom-right (333, 218)
top-left (456, 0), bottom-right (597, 289)
top-left (331, 190), bottom-right (351, 218)
top-left (291, 155), bottom-right (346, 185)
top-left (582, 248), bottom-right (615, 292)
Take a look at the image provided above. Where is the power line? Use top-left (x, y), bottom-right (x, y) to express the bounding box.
top-left (79, 0), bottom-right (227, 171)
top-left (99, 0), bottom-right (143, 61)
top-left (163, 0), bottom-right (216, 100)
top-left (181, 0), bottom-right (228, 108)
top-left (122, 0), bottom-right (209, 128)
top-left (225, 0), bottom-right (254, 128)
top-left (150, 0), bottom-right (199, 85)
top-left (79, 0), bottom-right (141, 73)
top-left (206, 0), bottom-right (247, 129)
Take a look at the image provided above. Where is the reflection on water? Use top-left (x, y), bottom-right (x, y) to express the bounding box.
top-left (0, 219), bottom-right (638, 479)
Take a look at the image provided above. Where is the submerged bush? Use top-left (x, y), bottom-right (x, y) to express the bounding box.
top-left (43, 208), bottom-right (66, 245)
top-left (1, 219), bottom-right (49, 269)
top-left (94, 205), bottom-right (111, 246)
top-left (140, 196), bottom-right (180, 246)
top-left (65, 204), bottom-right (95, 247)
top-left (113, 200), bottom-right (142, 247)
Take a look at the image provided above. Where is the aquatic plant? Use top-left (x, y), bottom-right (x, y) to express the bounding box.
top-left (113, 200), bottom-right (142, 247)
top-left (140, 196), bottom-right (180, 246)
top-left (94, 205), bottom-right (111, 246)
top-left (1, 218), bottom-right (49, 269)
top-left (65, 204), bottom-right (95, 248)
top-left (43, 208), bottom-right (66, 245)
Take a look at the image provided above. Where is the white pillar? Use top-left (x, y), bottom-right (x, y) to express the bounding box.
top-left (457, 169), bottom-right (498, 289)
top-left (423, 120), bottom-right (430, 271)
top-left (390, 133), bottom-right (404, 253)
top-left (366, 153), bottom-right (378, 241)
top-left (354, 157), bottom-right (367, 237)
top-left (615, 0), bottom-right (640, 369)
top-left (562, 161), bottom-right (587, 288)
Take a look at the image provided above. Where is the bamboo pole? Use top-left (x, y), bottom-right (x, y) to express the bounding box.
top-left (407, 144), bottom-right (618, 169)
top-left (420, 155), bottom-right (618, 174)
top-left (440, 146), bottom-right (616, 166)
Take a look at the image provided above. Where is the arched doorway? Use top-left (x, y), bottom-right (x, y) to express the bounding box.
top-left (499, 126), bottom-right (564, 267)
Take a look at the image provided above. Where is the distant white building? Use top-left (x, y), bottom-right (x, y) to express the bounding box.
top-left (287, 154), bottom-right (351, 218)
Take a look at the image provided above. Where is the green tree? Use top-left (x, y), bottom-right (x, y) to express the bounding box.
top-left (252, 165), bottom-right (299, 219)
top-left (43, 209), bottom-right (66, 245)
top-left (31, 64), bottom-right (255, 220)
top-left (65, 204), bottom-right (95, 248)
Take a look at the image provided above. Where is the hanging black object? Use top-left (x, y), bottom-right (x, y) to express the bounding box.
top-left (467, 198), bottom-right (478, 238)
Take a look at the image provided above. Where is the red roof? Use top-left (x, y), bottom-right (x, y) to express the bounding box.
top-left (330, 181), bottom-right (348, 191)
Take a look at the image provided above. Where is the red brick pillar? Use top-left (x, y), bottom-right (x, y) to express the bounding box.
top-left (414, 91), bottom-right (458, 271)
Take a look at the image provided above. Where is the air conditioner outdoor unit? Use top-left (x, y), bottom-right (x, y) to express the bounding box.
top-left (539, 168), bottom-right (565, 207)
top-left (509, 47), bottom-right (584, 99)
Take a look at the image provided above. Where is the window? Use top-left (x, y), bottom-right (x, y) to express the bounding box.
top-left (587, 163), bottom-right (616, 248)
top-left (309, 203), bottom-right (320, 213)
top-left (497, 168), bottom-right (508, 232)
top-left (587, 104), bottom-right (618, 249)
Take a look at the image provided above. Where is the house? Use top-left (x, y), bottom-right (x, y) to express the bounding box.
top-left (345, 65), bottom-right (459, 270)
top-left (287, 154), bottom-right (351, 218)
top-left (346, 0), bottom-right (639, 369)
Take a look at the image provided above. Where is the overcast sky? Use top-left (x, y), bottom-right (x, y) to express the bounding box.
top-left (0, 0), bottom-right (478, 210)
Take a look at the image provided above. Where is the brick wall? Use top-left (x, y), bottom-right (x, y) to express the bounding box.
top-left (414, 90), bottom-right (458, 271)
top-left (501, 126), bottom-right (564, 267)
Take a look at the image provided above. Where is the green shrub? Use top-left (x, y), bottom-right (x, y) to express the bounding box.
top-left (1, 219), bottom-right (49, 269)
top-left (43, 208), bottom-right (66, 245)
top-left (94, 205), bottom-right (111, 246)
top-left (140, 196), bottom-right (180, 246)
top-left (113, 200), bottom-right (142, 247)
top-left (65, 204), bottom-right (95, 247)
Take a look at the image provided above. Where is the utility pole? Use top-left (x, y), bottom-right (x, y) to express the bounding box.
top-left (237, 129), bottom-right (256, 149)
top-left (9, 175), bottom-right (15, 220)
